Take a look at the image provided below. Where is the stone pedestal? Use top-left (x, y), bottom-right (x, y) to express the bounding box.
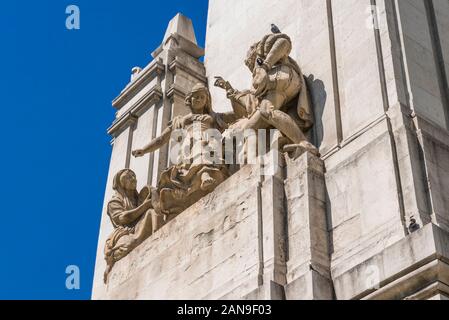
top-left (92, 152), bottom-right (332, 300)
top-left (284, 153), bottom-right (333, 300)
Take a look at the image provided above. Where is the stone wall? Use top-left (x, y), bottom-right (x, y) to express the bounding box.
top-left (204, 0), bottom-right (449, 299)
top-left (93, 152), bottom-right (332, 300)
top-left (93, 1), bottom-right (449, 300)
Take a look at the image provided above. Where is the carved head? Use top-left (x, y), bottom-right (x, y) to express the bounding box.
top-left (185, 83), bottom-right (212, 115)
top-left (244, 42), bottom-right (259, 72)
top-left (113, 169), bottom-right (138, 193)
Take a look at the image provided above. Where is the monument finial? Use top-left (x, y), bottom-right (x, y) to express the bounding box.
top-left (163, 12), bottom-right (198, 45)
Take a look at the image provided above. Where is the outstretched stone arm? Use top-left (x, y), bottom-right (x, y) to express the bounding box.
top-left (109, 198), bottom-right (152, 226)
top-left (214, 76), bottom-right (248, 121)
top-left (133, 126), bottom-right (172, 157)
top-left (228, 95), bottom-right (249, 120)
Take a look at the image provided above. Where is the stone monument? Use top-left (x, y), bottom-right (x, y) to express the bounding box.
top-left (92, 1), bottom-right (449, 300)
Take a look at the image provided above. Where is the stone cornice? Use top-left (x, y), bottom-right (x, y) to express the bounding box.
top-left (112, 60), bottom-right (164, 110)
top-left (168, 58), bottom-right (207, 84)
top-left (164, 33), bottom-right (204, 59)
top-left (166, 83), bottom-right (187, 100)
top-left (108, 85), bottom-right (163, 136)
top-left (107, 113), bottom-right (137, 137)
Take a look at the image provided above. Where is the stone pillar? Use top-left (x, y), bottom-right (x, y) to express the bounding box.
top-left (149, 13), bottom-right (206, 183)
top-left (284, 152), bottom-right (333, 300)
top-left (251, 151), bottom-right (288, 300)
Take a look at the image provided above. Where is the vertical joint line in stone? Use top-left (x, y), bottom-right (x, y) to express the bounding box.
top-left (157, 60), bottom-right (175, 182)
top-left (125, 120), bottom-right (137, 169)
top-left (424, 0), bottom-right (449, 130)
top-left (385, 0), bottom-right (412, 113)
top-left (256, 167), bottom-right (265, 287)
top-left (371, 0), bottom-right (390, 112)
top-left (167, 96), bottom-right (176, 168)
top-left (147, 105), bottom-right (157, 186)
top-left (372, 0), bottom-right (408, 234)
top-left (386, 114), bottom-right (409, 235)
top-left (326, 0), bottom-right (343, 145)
top-left (392, 0), bottom-right (416, 114)
top-left (388, 0), bottom-right (432, 221)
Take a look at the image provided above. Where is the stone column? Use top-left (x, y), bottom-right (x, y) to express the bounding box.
top-left (284, 152), bottom-right (333, 300)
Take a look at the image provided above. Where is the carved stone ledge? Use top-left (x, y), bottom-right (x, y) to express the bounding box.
top-left (107, 113), bottom-right (137, 137)
top-left (112, 60), bottom-right (164, 110)
top-left (166, 84), bottom-right (187, 101)
top-left (168, 59), bottom-right (207, 84)
top-left (108, 85), bottom-right (162, 136)
top-left (164, 33), bottom-right (204, 59)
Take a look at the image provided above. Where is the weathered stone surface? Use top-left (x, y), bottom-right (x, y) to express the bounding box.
top-left (94, 164), bottom-right (262, 299)
top-left (333, 223), bottom-right (449, 300)
top-left (395, 0), bottom-right (449, 129)
top-left (93, 152), bottom-right (332, 299)
top-left (284, 153), bottom-right (333, 300)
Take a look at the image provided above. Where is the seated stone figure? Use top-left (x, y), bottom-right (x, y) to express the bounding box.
top-left (214, 31), bottom-right (319, 156)
top-left (103, 169), bottom-right (163, 283)
top-left (132, 83), bottom-right (229, 216)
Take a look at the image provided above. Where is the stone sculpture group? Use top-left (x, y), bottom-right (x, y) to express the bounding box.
top-left (103, 31), bottom-right (319, 282)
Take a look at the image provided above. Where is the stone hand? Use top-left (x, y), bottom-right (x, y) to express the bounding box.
top-left (214, 76), bottom-right (227, 89)
top-left (214, 77), bottom-right (237, 99)
top-left (214, 76), bottom-right (233, 91)
top-left (140, 196), bottom-right (154, 210)
top-left (132, 149), bottom-right (145, 158)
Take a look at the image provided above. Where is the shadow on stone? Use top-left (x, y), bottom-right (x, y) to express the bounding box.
top-left (306, 74), bottom-right (327, 150)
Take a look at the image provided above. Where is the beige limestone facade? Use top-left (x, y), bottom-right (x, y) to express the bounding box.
top-left (92, 1), bottom-right (449, 300)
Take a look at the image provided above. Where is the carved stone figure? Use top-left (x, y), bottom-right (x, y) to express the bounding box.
top-left (132, 83), bottom-right (229, 216)
top-left (214, 31), bottom-right (318, 156)
top-left (103, 169), bottom-right (163, 283)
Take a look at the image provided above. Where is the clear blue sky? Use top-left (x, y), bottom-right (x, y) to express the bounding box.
top-left (0, 0), bottom-right (208, 300)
